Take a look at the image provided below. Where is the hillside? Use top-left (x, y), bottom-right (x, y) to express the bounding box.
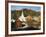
top-left (11, 9), bottom-right (40, 19)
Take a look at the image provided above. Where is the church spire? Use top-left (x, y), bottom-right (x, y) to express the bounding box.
top-left (19, 10), bottom-right (26, 21)
top-left (21, 10), bottom-right (24, 17)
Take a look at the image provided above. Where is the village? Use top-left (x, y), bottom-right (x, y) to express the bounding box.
top-left (11, 9), bottom-right (41, 31)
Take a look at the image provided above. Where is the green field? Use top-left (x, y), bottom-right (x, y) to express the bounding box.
top-left (11, 9), bottom-right (40, 19)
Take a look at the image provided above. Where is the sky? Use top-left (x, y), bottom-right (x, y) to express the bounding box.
top-left (11, 5), bottom-right (41, 12)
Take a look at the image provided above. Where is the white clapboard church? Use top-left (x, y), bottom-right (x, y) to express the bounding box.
top-left (19, 10), bottom-right (26, 22)
top-left (18, 10), bottom-right (28, 29)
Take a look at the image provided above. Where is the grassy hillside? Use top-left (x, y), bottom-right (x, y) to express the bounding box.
top-left (11, 9), bottom-right (40, 19)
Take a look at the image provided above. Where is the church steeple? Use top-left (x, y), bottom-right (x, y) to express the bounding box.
top-left (19, 10), bottom-right (26, 21)
top-left (21, 10), bottom-right (24, 18)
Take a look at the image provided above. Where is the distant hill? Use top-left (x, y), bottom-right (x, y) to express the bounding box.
top-left (11, 9), bottom-right (40, 19)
